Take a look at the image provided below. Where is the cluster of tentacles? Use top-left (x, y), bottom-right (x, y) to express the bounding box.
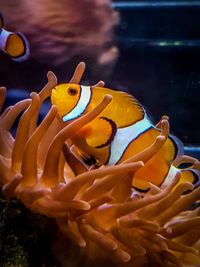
top-left (1, 63), bottom-right (200, 266)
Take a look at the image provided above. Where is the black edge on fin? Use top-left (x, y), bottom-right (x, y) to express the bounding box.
top-left (81, 153), bottom-right (96, 166)
top-left (188, 169), bottom-right (200, 186)
top-left (10, 32), bottom-right (29, 61)
top-left (169, 134), bottom-right (184, 160)
top-left (95, 117), bottom-right (117, 149)
top-left (132, 186), bottom-right (150, 193)
top-left (168, 135), bottom-right (178, 161)
top-left (181, 169), bottom-right (200, 194)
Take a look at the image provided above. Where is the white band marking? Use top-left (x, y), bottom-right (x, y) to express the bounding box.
top-left (160, 165), bottom-right (178, 188)
top-left (0, 28), bottom-right (12, 50)
top-left (108, 115), bottom-right (152, 165)
top-left (62, 85), bottom-right (91, 122)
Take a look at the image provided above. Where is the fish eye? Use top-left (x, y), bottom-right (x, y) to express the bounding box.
top-left (68, 87), bottom-right (78, 96)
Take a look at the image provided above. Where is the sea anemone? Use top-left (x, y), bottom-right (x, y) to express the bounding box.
top-left (1, 62), bottom-right (200, 266)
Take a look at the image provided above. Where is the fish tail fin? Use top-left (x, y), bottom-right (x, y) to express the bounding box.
top-left (163, 134), bottom-right (200, 189)
top-left (179, 168), bottom-right (200, 189)
top-left (0, 28), bottom-right (30, 62)
top-left (5, 32), bottom-right (30, 62)
top-left (160, 164), bottom-right (200, 192)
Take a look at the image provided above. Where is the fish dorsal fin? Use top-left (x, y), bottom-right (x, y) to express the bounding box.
top-left (163, 135), bottom-right (184, 164)
top-left (90, 87), bottom-right (145, 128)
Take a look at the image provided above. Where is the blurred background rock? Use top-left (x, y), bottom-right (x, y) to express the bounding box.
top-left (0, 0), bottom-right (119, 88)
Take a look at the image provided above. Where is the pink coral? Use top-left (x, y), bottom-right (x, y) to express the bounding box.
top-left (1, 63), bottom-right (200, 266)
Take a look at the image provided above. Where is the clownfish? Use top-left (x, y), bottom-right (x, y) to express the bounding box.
top-left (51, 83), bottom-right (199, 192)
top-left (0, 13), bottom-right (29, 62)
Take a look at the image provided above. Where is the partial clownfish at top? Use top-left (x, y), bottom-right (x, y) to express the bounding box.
top-left (51, 83), bottom-right (200, 192)
top-left (0, 13), bottom-right (29, 62)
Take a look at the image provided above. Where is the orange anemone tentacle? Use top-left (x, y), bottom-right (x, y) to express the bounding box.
top-left (2, 174), bottom-right (23, 200)
top-left (20, 106), bottom-right (57, 186)
top-left (157, 185), bottom-right (200, 226)
top-left (11, 93), bottom-right (40, 173)
top-left (92, 80), bottom-right (105, 88)
top-left (155, 115), bottom-right (169, 128)
top-left (62, 142), bottom-right (88, 175)
top-left (78, 223), bottom-right (118, 251)
top-left (96, 174), bottom-right (180, 228)
top-left (137, 175), bottom-right (194, 219)
top-left (39, 71), bottom-right (58, 103)
top-left (0, 87), bottom-right (6, 112)
top-left (80, 173), bottom-right (121, 201)
top-left (2, 99), bottom-right (31, 131)
top-left (53, 162), bottom-right (144, 202)
top-left (69, 61), bottom-right (86, 84)
top-left (41, 95), bottom-right (112, 187)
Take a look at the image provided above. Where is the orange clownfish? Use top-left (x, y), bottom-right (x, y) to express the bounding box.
top-left (51, 83), bottom-right (199, 192)
top-left (0, 13), bottom-right (29, 62)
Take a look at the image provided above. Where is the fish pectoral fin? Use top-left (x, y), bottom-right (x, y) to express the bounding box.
top-left (74, 146), bottom-right (96, 166)
top-left (76, 117), bottom-right (117, 148)
top-left (132, 179), bottom-right (150, 193)
top-left (78, 150), bottom-right (96, 166)
top-left (83, 117), bottom-right (117, 148)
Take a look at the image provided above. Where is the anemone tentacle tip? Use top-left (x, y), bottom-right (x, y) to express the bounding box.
top-left (0, 62), bottom-right (200, 266)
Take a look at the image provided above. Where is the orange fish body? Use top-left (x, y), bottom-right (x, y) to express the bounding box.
top-left (51, 83), bottom-right (199, 191)
top-left (0, 13), bottom-right (29, 62)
